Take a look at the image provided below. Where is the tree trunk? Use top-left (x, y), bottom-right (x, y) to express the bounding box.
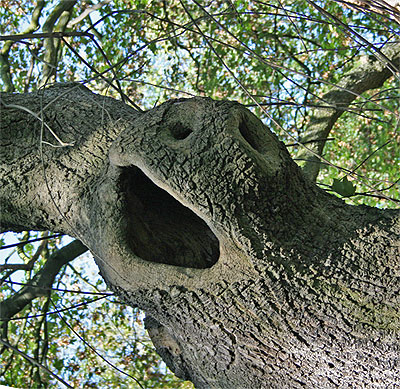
top-left (1, 84), bottom-right (399, 388)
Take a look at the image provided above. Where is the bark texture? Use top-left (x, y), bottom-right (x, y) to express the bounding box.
top-left (1, 84), bottom-right (399, 388)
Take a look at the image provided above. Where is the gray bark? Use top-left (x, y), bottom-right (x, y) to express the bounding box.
top-left (1, 84), bottom-right (399, 388)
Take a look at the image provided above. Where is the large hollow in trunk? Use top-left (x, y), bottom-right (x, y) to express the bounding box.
top-left (119, 166), bottom-right (220, 269)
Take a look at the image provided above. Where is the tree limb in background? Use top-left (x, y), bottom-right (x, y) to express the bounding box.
top-left (297, 42), bottom-right (400, 181)
top-left (39, 0), bottom-right (78, 87)
top-left (0, 239), bottom-right (87, 321)
top-left (67, 0), bottom-right (112, 28)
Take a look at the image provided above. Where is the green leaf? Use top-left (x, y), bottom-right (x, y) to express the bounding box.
top-left (53, 358), bottom-right (64, 371)
top-left (332, 177), bottom-right (356, 197)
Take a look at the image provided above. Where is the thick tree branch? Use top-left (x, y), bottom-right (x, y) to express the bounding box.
top-left (0, 82), bottom-right (139, 234)
top-left (0, 240), bottom-right (87, 321)
top-left (298, 42), bottom-right (400, 181)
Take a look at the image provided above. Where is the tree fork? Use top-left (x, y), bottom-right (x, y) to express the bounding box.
top-left (1, 84), bottom-right (399, 387)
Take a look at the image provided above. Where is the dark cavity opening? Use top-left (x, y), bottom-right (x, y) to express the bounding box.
top-left (239, 120), bottom-right (261, 152)
top-left (119, 166), bottom-right (219, 268)
top-left (170, 122), bottom-right (193, 140)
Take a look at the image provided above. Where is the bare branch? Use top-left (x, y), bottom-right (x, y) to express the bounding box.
top-left (67, 0), bottom-right (112, 28)
top-left (0, 31), bottom-right (94, 42)
top-left (339, 0), bottom-right (400, 23)
top-left (0, 234), bottom-right (63, 250)
top-left (0, 233), bottom-right (47, 271)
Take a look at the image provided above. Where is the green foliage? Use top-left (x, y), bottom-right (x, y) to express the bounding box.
top-left (318, 78), bottom-right (400, 206)
top-left (332, 176), bottom-right (356, 197)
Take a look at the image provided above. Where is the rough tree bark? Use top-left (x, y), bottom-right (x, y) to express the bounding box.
top-left (1, 84), bottom-right (399, 388)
